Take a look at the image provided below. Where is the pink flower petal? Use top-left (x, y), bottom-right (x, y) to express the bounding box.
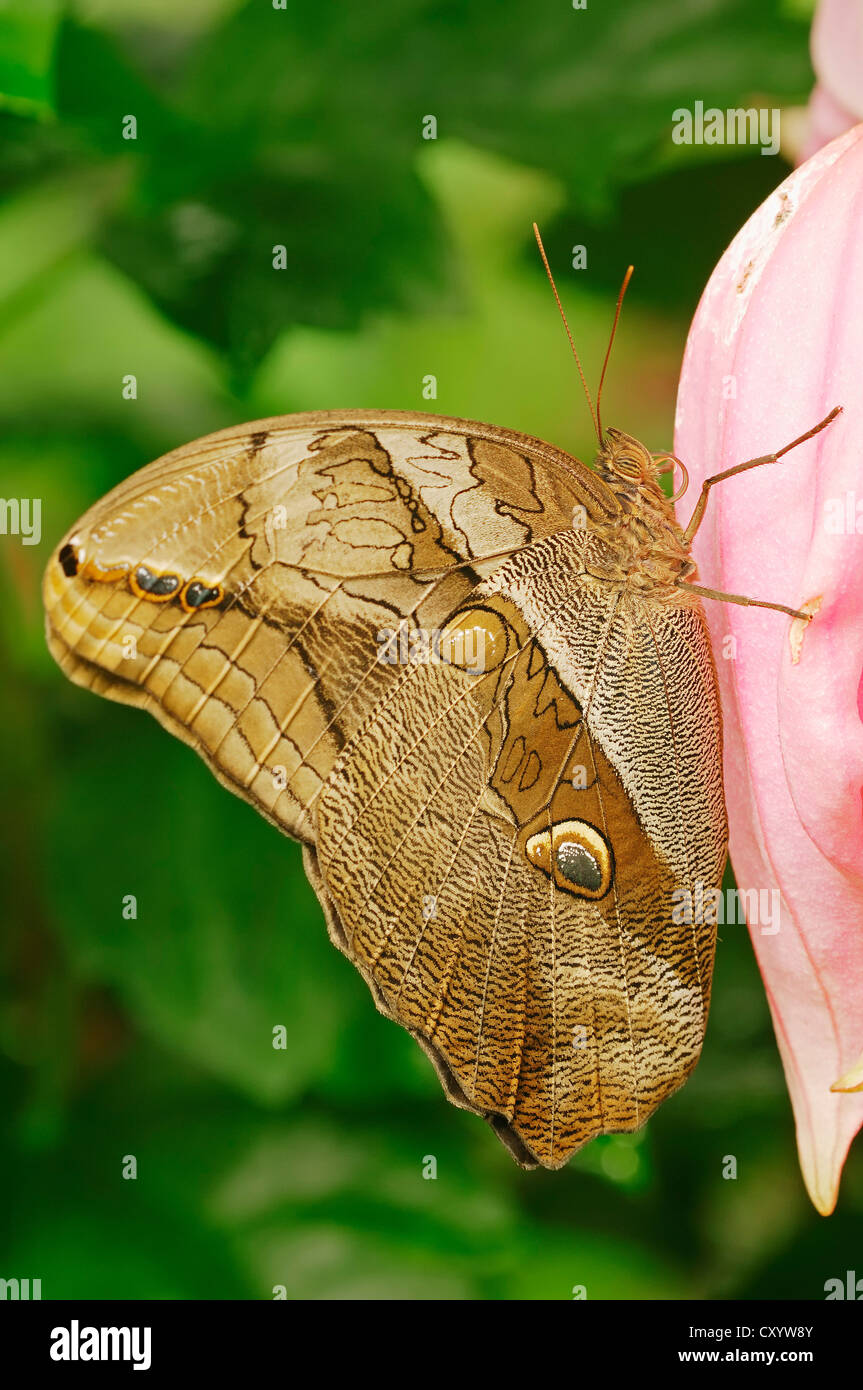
top-left (799, 85), bottom-right (860, 164)
top-left (674, 125), bottom-right (863, 1215)
top-left (811, 0), bottom-right (863, 122)
top-left (799, 1), bottom-right (863, 160)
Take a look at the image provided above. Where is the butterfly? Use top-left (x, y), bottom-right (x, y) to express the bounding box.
top-left (42, 228), bottom-right (838, 1169)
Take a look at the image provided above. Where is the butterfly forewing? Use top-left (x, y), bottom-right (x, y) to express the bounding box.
top-left (44, 413), bottom-right (603, 845)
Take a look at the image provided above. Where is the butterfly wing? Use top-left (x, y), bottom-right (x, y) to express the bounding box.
top-left (316, 528), bottom-right (726, 1167)
top-left (44, 411), bottom-right (615, 846)
top-left (44, 410), bottom-right (725, 1168)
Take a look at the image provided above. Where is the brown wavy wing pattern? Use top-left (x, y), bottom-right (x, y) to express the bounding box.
top-left (44, 412), bottom-right (616, 845)
top-left (317, 528), bottom-right (726, 1168)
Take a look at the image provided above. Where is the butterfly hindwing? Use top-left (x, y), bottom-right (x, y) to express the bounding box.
top-left (316, 529), bottom-right (725, 1167)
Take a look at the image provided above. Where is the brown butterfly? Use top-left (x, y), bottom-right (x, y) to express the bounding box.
top-left (42, 229), bottom-right (838, 1169)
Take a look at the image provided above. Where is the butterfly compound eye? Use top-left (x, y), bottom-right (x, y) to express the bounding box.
top-left (615, 453), bottom-right (643, 481)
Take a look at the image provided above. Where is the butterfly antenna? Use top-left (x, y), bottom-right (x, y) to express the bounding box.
top-left (533, 223), bottom-right (601, 444)
top-left (595, 264), bottom-right (633, 443)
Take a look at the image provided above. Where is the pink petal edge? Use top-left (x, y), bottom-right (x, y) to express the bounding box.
top-left (674, 125), bottom-right (863, 1214)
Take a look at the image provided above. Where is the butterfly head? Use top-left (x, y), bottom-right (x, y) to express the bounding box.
top-left (596, 428), bottom-right (689, 510)
top-left (598, 427), bottom-right (660, 488)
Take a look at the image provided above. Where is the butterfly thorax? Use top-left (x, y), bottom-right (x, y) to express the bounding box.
top-left (592, 426), bottom-right (696, 593)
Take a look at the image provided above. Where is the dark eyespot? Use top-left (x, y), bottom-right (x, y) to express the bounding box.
top-left (135, 565), bottom-right (179, 597)
top-left (556, 840), bottom-right (603, 893)
top-left (58, 543), bottom-right (80, 577)
top-left (183, 580), bottom-right (222, 609)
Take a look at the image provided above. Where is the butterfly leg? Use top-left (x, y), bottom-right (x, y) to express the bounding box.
top-left (682, 406), bottom-right (841, 544)
top-left (676, 579), bottom-right (811, 621)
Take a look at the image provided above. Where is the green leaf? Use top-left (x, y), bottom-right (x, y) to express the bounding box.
top-left (0, 0), bottom-right (62, 118)
top-left (0, 0), bottom-right (810, 378)
top-left (0, 170), bottom-right (115, 331)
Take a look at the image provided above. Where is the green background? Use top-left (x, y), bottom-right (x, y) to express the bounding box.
top-left (2, 0), bottom-right (860, 1300)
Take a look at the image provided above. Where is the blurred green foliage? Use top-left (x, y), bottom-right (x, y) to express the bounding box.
top-left (3, 0), bottom-right (861, 1302)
